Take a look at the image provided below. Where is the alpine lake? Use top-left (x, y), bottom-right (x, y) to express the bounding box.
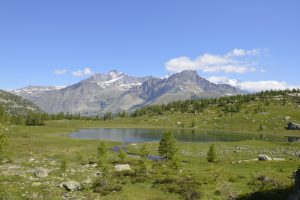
top-left (69, 128), bottom-right (289, 143)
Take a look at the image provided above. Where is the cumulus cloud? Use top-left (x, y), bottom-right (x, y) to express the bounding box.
top-left (208, 76), bottom-right (300, 92)
top-left (53, 69), bottom-right (67, 75)
top-left (165, 48), bottom-right (260, 73)
top-left (72, 68), bottom-right (93, 77)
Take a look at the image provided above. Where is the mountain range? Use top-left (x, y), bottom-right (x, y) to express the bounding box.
top-left (10, 70), bottom-right (242, 115)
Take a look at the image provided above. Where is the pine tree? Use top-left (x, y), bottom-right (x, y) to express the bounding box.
top-left (140, 144), bottom-right (149, 158)
top-left (118, 147), bottom-right (127, 162)
top-left (97, 142), bottom-right (110, 187)
top-left (207, 144), bottom-right (217, 163)
top-left (97, 142), bottom-right (108, 168)
top-left (138, 144), bottom-right (151, 174)
top-left (158, 131), bottom-right (177, 161)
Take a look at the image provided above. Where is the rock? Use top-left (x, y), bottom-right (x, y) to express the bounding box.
top-left (34, 168), bottom-right (48, 178)
top-left (31, 182), bottom-right (41, 187)
top-left (284, 116), bottom-right (291, 121)
top-left (114, 164), bottom-right (132, 172)
top-left (59, 181), bottom-right (81, 191)
top-left (91, 163), bottom-right (97, 168)
top-left (287, 122), bottom-right (300, 130)
top-left (258, 155), bottom-right (272, 161)
top-left (257, 175), bottom-right (270, 182)
top-left (28, 176), bottom-right (39, 181)
top-left (176, 121), bottom-right (183, 125)
top-left (272, 158), bottom-right (285, 161)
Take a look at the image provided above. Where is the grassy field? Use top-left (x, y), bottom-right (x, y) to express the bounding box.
top-left (0, 113), bottom-right (300, 200)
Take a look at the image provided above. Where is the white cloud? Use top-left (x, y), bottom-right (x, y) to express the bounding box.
top-left (53, 69), bottom-right (67, 75)
top-left (165, 48), bottom-right (260, 73)
top-left (72, 68), bottom-right (93, 77)
top-left (227, 48), bottom-right (260, 57)
top-left (208, 76), bottom-right (300, 92)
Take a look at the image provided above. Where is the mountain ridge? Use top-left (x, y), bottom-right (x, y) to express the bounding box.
top-left (9, 70), bottom-right (242, 115)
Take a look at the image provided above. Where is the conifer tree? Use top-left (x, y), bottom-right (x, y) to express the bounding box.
top-left (158, 131), bottom-right (177, 161)
top-left (97, 142), bottom-right (110, 186)
top-left (118, 147), bottom-right (127, 162)
top-left (207, 144), bottom-right (217, 163)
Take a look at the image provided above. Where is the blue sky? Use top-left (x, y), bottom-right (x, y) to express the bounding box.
top-left (0, 0), bottom-right (300, 91)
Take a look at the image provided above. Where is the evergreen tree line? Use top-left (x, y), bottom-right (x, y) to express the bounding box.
top-left (131, 89), bottom-right (300, 117)
top-left (0, 109), bottom-right (101, 126)
top-left (1, 89), bottom-right (299, 126)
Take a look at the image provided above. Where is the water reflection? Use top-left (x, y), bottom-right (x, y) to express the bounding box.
top-left (69, 128), bottom-right (285, 143)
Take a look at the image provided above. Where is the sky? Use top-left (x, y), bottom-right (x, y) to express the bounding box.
top-left (0, 0), bottom-right (300, 91)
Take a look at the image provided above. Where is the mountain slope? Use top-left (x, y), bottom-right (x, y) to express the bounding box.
top-left (122, 70), bottom-right (241, 110)
top-left (10, 70), bottom-right (242, 115)
top-left (0, 89), bottom-right (41, 115)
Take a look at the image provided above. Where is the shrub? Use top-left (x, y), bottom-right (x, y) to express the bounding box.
top-left (0, 134), bottom-right (8, 163)
top-left (207, 144), bottom-right (217, 163)
top-left (60, 159), bottom-right (68, 177)
top-left (118, 147), bottom-right (127, 162)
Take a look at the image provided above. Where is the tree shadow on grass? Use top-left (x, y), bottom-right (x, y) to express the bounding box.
top-left (236, 186), bottom-right (294, 200)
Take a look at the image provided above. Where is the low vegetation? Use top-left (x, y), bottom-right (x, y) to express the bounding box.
top-left (0, 89), bottom-right (299, 199)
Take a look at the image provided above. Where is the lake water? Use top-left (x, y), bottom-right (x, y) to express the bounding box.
top-left (69, 128), bottom-right (286, 143)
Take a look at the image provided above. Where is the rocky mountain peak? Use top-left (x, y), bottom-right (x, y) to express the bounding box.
top-left (9, 70), bottom-right (242, 115)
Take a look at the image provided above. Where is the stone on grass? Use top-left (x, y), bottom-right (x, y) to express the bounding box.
top-left (114, 164), bottom-right (131, 172)
top-left (60, 181), bottom-right (81, 191)
top-left (34, 168), bottom-right (48, 178)
top-left (258, 155), bottom-right (272, 161)
top-left (273, 158), bottom-right (285, 161)
top-left (31, 182), bottom-right (41, 187)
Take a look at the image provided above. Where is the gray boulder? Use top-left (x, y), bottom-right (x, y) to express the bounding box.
top-left (114, 164), bottom-right (132, 172)
top-left (60, 181), bottom-right (81, 191)
top-left (258, 155), bottom-right (272, 161)
top-left (288, 122), bottom-right (300, 130)
top-left (34, 168), bottom-right (48, 178)
top-left (31, 182), bottom-right (41, 187)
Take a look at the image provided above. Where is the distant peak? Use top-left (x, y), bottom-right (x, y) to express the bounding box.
top-left (169, 70), bottom-right (199, 78)
top-left (108, 69), bottom-right (124, 76)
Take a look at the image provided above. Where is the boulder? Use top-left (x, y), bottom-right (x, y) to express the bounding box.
top-left (176, 121), bottom-right (183, 125)
top-left (258, 155), bottom-right (272, 161)
top-left (60, 181), bottom-right (81, 191)
top-left (34, 168), bottom-right (48, 178)
top-left (114, 164), bottom-right (131, 172)
top-left (272, 158), bottom-right (285, 161)
top-left (31, 182), bottom-right (41, 187)
top-left (287, 122), bottom-right (300, 130)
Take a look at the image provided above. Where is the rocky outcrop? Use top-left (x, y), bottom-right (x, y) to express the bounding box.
top-left (288, 168), bottom-right (300, 200)
top-left (114, 164), bottom-right (132, 172)
top-left (34, 167), bottom-right (48, 178)
top-left (288, 122), bottom-right (300, 130)
top-left (258, 155), bottom-right (272, 161)
top-left (10, 70), bottom-right (241, 115)
top-left (60, 181), bottom-right (81, 191)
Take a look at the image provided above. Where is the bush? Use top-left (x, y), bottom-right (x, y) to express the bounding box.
top-left (118, 147), bottom-right (127, 162)
top-left (207, 144), bottom-right (216, 163)
top-left (153, 175), bottom-right (202, 200)
top-left (60, 159), bottom-right (68, 177)
top-left (92, 177), bottom-right (123, 196)
top-left (0, 134), bottom-right (8, 163)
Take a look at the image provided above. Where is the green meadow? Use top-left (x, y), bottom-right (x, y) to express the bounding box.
top-left (1, 91), bottom-right (300, 200)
